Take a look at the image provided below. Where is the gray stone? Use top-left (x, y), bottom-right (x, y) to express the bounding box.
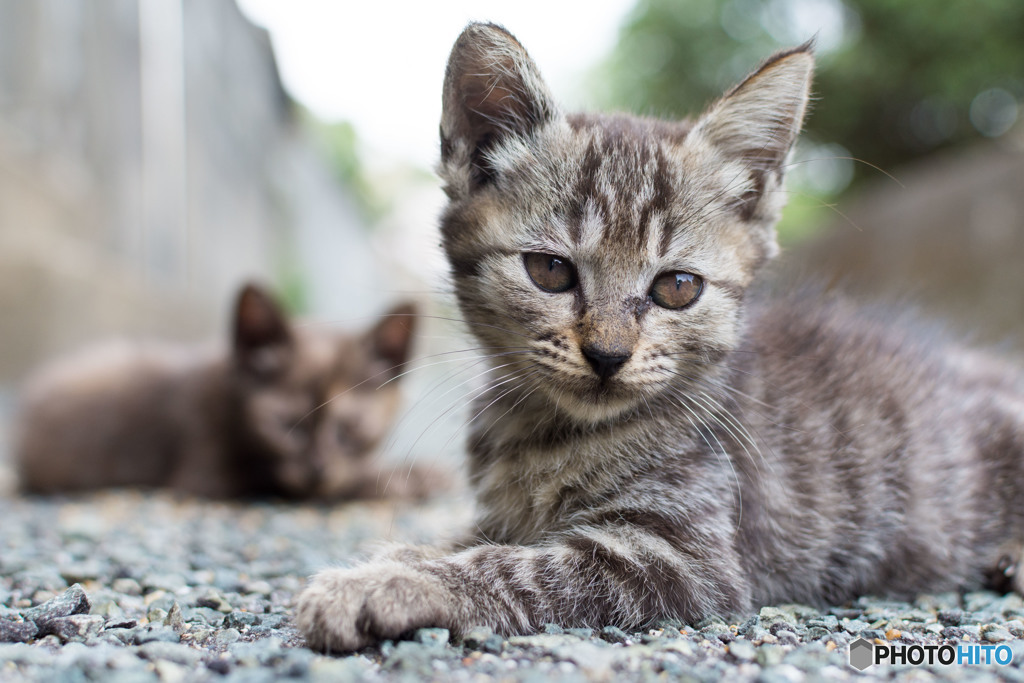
top-left (42, 614), bottom-right (105, 642)
top-left (745, 626), bottom-right (770, 642)
top-left (759, 606), bottom-right (797, 627)
top-left (90, 600), bottom-right (125, 619)
top-left (462, 626), bottom-right (494, 650)
top-left (700, 622), bottom-right (731, 638)
top-left (774, 629), bottom-right (799, 646)
top-left (163, 602), bottom-right (185, 633)
top-left (196, 592), bottom-right (233, 613)
top-left (804, 626), bottom-right (832, 641)
top-left (187, 628), bottom-right (213, 645)
top-left (757, 644), bottom-right (785, 667)
top-left (182, 606), bottom-right (225, 625)
top-left (213, 628), bottom-right (241, 647)
top-left (694, 614), bottom-right (727, 629)
top-left (0, 618), bottom-right (37, 643)
top-left (259, 613), bottom-right (287, 629)
top-left (22, 583), bottom-right (91, 624)
top-left (983, 626), bottom-right (1014, 643)
top-left (482, 634), bottom-right (504, 654)
top-left (806, 615), bottom-right (839, 631)
top-left (600, 625), bottom-right (629, 643)
top-left (146, 608), bottom-right (168, 625)
top-left (222, 611), bottom-right (261, 630)
top-left (414, 627), bottom-right (449, 648)
top-left (768, 621), bottom-right (796, 636)
top-left (111, 578), bottom-right (143, 596)
top-left (736, 616), bottom-right (760, 636)
top-left (728, 639), bottom-right (756, 661)
top-left (100, 628), bottom-right (137, 645)
top-left (938, 609), bottom-right (965, 625)
top-left (88, 632), bottom-right (130, 647)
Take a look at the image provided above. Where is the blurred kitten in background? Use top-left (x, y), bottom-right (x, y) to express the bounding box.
top-left (14, 283), bottom-right (444, 500)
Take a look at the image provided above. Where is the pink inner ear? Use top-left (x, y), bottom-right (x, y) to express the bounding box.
top-left (375, 317), bottom-right (414, 363)
top-left (461, 59), bottom-right (522, 125)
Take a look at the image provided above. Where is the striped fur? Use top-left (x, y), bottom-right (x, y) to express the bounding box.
top-left (297, 23), bottom-right (1024, 651)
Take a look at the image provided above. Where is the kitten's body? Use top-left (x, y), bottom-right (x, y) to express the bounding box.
top-left (297, 25), bottom-right (1024, 650)
top-left (16, 284), bottom-right (437, 500)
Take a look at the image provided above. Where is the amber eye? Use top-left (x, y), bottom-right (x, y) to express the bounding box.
top-left (650, 272), bottom-right (703, 309)
top-left (523, 253), bottom-right (577, 293)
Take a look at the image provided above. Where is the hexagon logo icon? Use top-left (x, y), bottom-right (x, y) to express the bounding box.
top-left (849, 638), bottom-right (874, 670)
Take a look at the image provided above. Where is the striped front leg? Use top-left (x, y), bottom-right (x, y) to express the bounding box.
top-left (297, 515), bottom-right (749, 651)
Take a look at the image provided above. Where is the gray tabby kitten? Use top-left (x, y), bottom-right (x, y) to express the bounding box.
top-left (297, 23), bottom-right (1024, 650)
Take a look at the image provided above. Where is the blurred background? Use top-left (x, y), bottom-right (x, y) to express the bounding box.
top-left (0, 0), bottom-right (1022, 473)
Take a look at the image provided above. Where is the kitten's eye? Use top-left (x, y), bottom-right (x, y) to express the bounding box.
top-left (524, 253), bottom-right (577, 293)
top-left (650, 272), bottom-right (703, 309)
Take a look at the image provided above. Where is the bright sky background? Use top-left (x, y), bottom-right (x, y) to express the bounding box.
top-left (236, 0), bottom-right (636, 170)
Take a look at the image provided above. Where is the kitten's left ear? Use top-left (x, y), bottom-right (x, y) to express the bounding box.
top-left (368, 302), bottom-right (418, 378)
top-left (692, 44), bottom-right (814, 218)
top-left (233, 283), bottom-right (294, 377)
top-left (440, 23), bottom-right (559, 191)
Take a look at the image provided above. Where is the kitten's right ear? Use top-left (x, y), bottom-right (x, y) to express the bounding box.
top-left (691, 44), bottom-right (814, 220)
top-left (440, 22), bottom-right (558, 192)
top-left (233, 283), bottom-right (293, 377)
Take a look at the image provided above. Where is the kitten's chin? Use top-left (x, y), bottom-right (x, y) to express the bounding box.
top-left (543, 385), bottom-right (641, 425)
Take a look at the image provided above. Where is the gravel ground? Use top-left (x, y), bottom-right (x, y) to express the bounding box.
top-left (1, 459), bottom-right (1023, 681)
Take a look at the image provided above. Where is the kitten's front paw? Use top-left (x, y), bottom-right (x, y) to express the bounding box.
top-left (297, 562), bottom-right (456, 652)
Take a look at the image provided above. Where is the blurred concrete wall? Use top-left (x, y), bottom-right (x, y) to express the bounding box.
top-left (778, 137), bottom-right (1024, 353)
top-left (0, 0), bottom-right (372, 384)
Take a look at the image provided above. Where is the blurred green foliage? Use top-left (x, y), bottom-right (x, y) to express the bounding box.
top-left (302, 110), bottom-right (387, 222)
top-left (600, 0), bottom-right (1024, 184)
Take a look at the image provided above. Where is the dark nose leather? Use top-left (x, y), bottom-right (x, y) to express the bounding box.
top-left (582, 347), bottom-right (630, 380)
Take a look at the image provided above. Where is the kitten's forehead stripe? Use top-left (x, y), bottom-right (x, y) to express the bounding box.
top-left (563, 114), bottom-right (683, 257)
top-left (567, 140), bottom-right (604, 246)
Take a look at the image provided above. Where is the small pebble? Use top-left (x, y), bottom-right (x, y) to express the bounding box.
top-left (728, 639), bottom-right (756, 661)
top-left (196, 592), bottom-right (233, 613)
top-left (983, 626), bottom-right (1014, 643)
top-left (111, 578), bottom-right (142, 596)
top-left (222, 611), bottom-right (260, 630)
top-left (414, 627), bottom-right (450, 648)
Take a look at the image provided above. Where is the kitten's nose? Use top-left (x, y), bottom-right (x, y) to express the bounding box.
top-left (582, 346), bottom-right (630, 380)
